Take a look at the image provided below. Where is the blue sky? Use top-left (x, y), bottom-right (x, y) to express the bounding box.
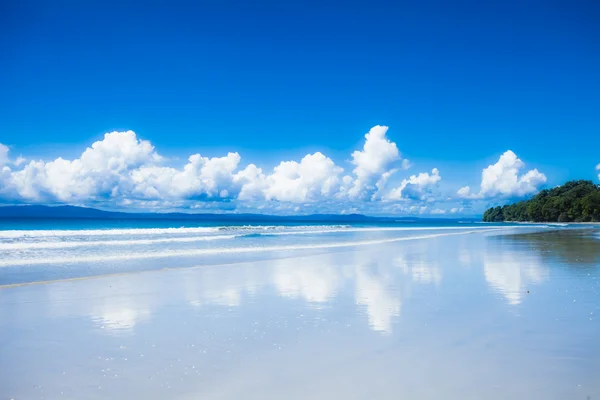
top-left (1, 0), bottom-right (599, 215)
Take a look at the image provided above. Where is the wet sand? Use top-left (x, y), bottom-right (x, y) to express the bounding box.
top-left (1, 229), bottom-right (599, 399)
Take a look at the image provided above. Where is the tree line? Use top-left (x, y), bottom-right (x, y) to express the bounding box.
top-left (482, 180), bottom-right (600, 222)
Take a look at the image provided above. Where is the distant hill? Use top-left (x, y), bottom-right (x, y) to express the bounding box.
top-left (0, 204), bottom-right (476, 223)
top-left (483, 180), bottom-right (600, 222)
top-left (0, 204), bottom-right (453, 223)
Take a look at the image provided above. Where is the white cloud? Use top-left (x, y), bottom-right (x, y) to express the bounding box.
top-left (1, 127), bottom-right (523, 215)
top-left (1, 132), bottom-right (255, 205)
top-left (596, 163), bottom-right (600, 180)
top-left (262, 152), bottom-right (344, 203)
top-left (130, 152), bottom-right (243, 200)
top-left (234, 164), bottom-right (267, 201)
top-left (457, 186), bottom-right (472, 197)
top-left (348, 125), bottom-right (403, 200)
top-left (1, 126), bottom-right (415, 210)
top-left (14, 156), bottom-right (26, 166)
top-left (385, 168), bottom-right (442, 201)
top-left (9, 131), bottom-right (162, 202)
top-left (371, 168), bottom-right (398, 201)
top-left (458, 150), bottom-right (546, 199)
top-left (430, 208), bottom-right (446, 215)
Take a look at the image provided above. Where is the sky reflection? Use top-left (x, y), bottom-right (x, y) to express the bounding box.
top-left (1, 229), bottom-right (599, 399)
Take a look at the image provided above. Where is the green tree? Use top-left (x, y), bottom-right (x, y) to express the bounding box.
top-left (482, 180), bottom-right (600, 222)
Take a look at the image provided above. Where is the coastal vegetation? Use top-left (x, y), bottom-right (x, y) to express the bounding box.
top-left (482, 180), bottom-right (600, 222)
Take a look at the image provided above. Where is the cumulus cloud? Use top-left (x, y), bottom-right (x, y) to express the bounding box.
top-left (234, 164), bottom-right (267, 201)
top-left (385, 168), bottom-right (442, 201)
top-left (596, 163), bottom-right (600, 180)
top-left (456, 186), bottom-right (471, 198)
top-left (0, 126), bottom-right (452, 213)
top-left (458, 150), bottom-right (546, 199)
top-left (14, 156), bottom-right (26, 166)
top-left (130, 152), bottom-right (244, 200)
top-left (348, 125), bottom-right (404, 200)
top-left (8, 131), bottom-right (162, 202)
top-left (262, 152), bottom-right (344, 203)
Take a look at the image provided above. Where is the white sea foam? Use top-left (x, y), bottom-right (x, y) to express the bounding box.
top-left (0, 225), bottom-right (542, 250)
top-left (0, 227), bottom-right (219, 238)
top-left (0, 234), bottom-right (241, 250)
top-left (0, 229), bottom-right (502, 266)
top-left (0, 223), bottom-right (542, 241)
top-left (253, 225), bottom-right (516, 236)
top-left (0, 225), bottom-right (349, 239)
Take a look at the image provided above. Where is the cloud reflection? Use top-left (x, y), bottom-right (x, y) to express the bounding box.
top-left (92, 306), bottom-right (151, 332)
top-left (272, 254), bottom-right (345, 304)
top-left (354, 263), bottom-right (402, 333)
top-left (28, 243), bottom-right (450, 336)
top-left (483, 247), bottom-right (548, 305)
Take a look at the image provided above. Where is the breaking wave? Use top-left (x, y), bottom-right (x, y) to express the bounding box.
top-left (0, 229), bottom-right (499, 267)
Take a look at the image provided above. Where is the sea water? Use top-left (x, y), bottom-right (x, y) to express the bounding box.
top-left (0, 219), bottom-right (542, 286)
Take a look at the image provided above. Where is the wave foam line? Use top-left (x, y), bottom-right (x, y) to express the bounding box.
top-left (0, 227), bottom-right (218, 238)
top-left (0, 225), bottom-right (545, 250)
top-left (0, 223), bottom-right (544, 240)
top-left (0, 225), bottom-right (350, 238)
top-left (0, 234), bottom-right (241, 250)
top-left (254, 225), bottom-right (526, 236)
top-left (0, 229), bottom-right (501, 267)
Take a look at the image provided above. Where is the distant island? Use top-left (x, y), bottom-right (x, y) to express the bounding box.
top-left (483, 180), bottom-right (600, 222)
top-left (0, 204), bottom-right (476, 223)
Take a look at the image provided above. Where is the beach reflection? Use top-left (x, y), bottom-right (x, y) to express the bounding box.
top-left (483, 248), bottom-right (548, 305)
top-left (483, 229), bottom-right (600, 305)
top-left (62, 228), bottom-right (599, 336)
top-left (1, 241), bottom-right (450, 338)
top-left (273, 254), bottom-right (346, 304)
top-left (499, 229), bottom-right (600, 269)
top-left (354, 262), bottom-right (402, 333)
top-left (7, 229), bottom-right (598, 336)
top-left (2, 229), bottom-right (600, 399)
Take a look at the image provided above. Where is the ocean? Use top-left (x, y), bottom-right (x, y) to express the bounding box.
top-left (0, 218), bottom-right (545, 286)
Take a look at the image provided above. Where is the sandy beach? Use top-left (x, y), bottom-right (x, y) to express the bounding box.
top-left (1, 227), bottom-right (599, 399)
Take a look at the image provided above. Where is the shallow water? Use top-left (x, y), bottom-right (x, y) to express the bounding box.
top-left (0, 221), bottom-right (545, 285)
top-left (0, 227), bottom-right (599, 399)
